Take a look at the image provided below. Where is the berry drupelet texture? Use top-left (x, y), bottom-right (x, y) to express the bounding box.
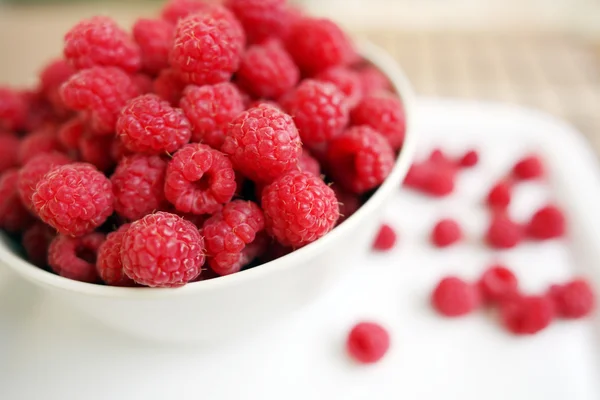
top-left (96, 224), bottom-right (136, 287)
top-left (48, 232), bottom-right (105, 283)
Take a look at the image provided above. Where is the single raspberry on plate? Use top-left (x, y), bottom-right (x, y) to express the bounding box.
top-left (133, 18), bottom-right (174, 75)
top-left (60, 66), bottom-right (140, 135)
top-left (486, 212), bottom-right (523, 249)
top-left (357, 65), bottom-right (392, 95)
top-left (236, 39), bottom-right (300, 99)
top-left (117, 94), bottom-right (192, 155)
top-left (225, 0), bottom-right (289, 44)
top-left (48, 232), bottom-right (104, 283)
top-left (500, 295), bottom-right (554, 335)
top-left (121, 211), bottom-right (205, 287)
top-left (18, 152), bottom-right (71, 212)
top-left (32, 163), bottom-right (113, 236)
top-left (96, 223), bottom-right (136, 287)
top-left (315, 66), bottom-right (363, 108)
top-left (0, 87), bottom-right (27, 131)
top-left (327, 126), bottom-right (395, 194)
top-left (180, 82), bottom-right (245, 149)
top-left (527, 204), bottom-right (566, 240)
top-left (0, 134), bottom-right (20, 173)
top-left (22, 222), bottom-right (56, 268)
top-left (431, 218), bottom-right (463, 248)
top-left (548, 279), bottom-right (595, 319)
top-left (112, 154), bottom-right (168, 221)
top-left (283, 79), bottom-right (349, 147)
top-left (403, 162), bottom-right (456, 197)
top-left (432, 276), bottom-right (480, 317)
top-left (351, 93), bottom-right (406, 150)
top-left (333, 185), bottom-right (361, 224)
top-left (487, 180), bottom-right (512, 209)
top-left (512, 154), bottom-right (544, 181)
top-left (78, 133), bottom-right (115, 172)
top-left (222, 104), bottom-right (301, 183)
top-left (346, 322), bottom-right (390, 364)
top-left (161, 0), bottom-right (213, 24)
top-left (38, 58), bottom-right (75, 113)
top-left (297, 150), bottom-right (321, 177)
top-left (63, 16), bottom-right (141, 72)
top-left (478, 264), bottom-right (519, 304)
top-left (170, 7), bottom-right (245, 85)
top-left (0, 169), bottom-right (35, 233)
top-left (373, 223), bottom-right (397, 251)
top-left (459, 149), bottom-right (479, 168)
top-left (57, 116), bottom-right (85, 150)
top-left (428, 149), bottom-right (456, 171)
top-left (18, 128), bottom-right (63, 165)
top-left (262, 170), bottom-right (339, 247)
top-left (153, 68), bottom-right (186, 106)
top-left (165, 143), bottom-right (236, 215)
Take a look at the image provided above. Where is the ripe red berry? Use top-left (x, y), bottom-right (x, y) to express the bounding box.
top-left (48, 233), bottom-right (105, 283)
top-left (22, 222), bottom-right (55, 268)
top-left (459, 150), bottom-right (479, 168)
top-left (417, 165), bottom-right (456, 197)
top-left (18, 128), bottom-right (63, 165)
top-left (486, 212), bottom-right (523, 249)
top-left (428, 149), bottom-right (455, 170)
top-left (315, 66), bottom-right (363, 108)
top-left (0, 169), bottom-right (35, 233)
top-left (432, 276), bottom-right (480, 317)
top-left (161, 0), bottom-right (213, 24)
top-left (38, 58), bottom-right (75, 114)
top-left (548, 279), bottom-right (595, 319)
top-left (431, 218), bottom-right (462, 248)
top-left (487, 181), bottom-right (512, 209)
top-left (373, 223), bottom-right (397, 251)
top-left (346, 322), bottom-right (390, 364)
top-left (225, 0), bottom-right (289, 44)
top-left (0, 134), bottom-right (20, 173)
top-left (78, 133), bottom-right (115, 172)
top-left (153, 68), bottom-right (186, 106)
top-left (351, 92), bottom-right (406, 150)
top-left (96, 224), bottom-right (136, 287)
top-left (357, 65), bottom-right (392, 95)
top-left (133, 18), bottom-right (174, 75)
top-left (0, 87), bottom-right (28, 131)
top-left (57, 116), bottom-right (85, 150)
top-left (500, 295), bottom-right (554, 335)
top-left (478, 265), bottom-right (519, 303)
top-left (18, 152), bottom-right (71, 212)
top-left (512, 154), bottom-right (544, 181)
top-left (527, 204), bottom-right (566, 240)
top-left (297, 150), bottom-right (321, 177)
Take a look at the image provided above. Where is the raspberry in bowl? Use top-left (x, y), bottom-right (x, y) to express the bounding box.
top-left (0, 3), bottom-right (416, 343)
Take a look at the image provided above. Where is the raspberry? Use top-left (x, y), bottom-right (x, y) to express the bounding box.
top-left (78, 133), bottom-right (115, 172)
top-left (357, 65), bottom-right (392, 95)
top-left (39, 59), bottom-right (75, 113)
top-left (180, 82), bottom-right (245, 149)
top-left (222, 104), bottom-right (302, 183)
top-left (333, 185), bottom-right (360, 224)
top-left (346, 322), bottom-right (390, 364)
top-left (428, 149), bottom-right (456, 170)
top-left (96, 224), bottom-right (136, 287)
top-left (18, 152), bottom-right (71, 212)
top-left (0, 169), bottom-right (35, 233)
top-left (63, 16), bottom-right (141, 72)
top-left (285, 17), bottom-right (355, 75)
top-left (48, 233), bottom-right (104, 283)
top-left (111, 154), bottom-right (168, 221)
top-left (153, 68), bottom-right (186, 106)
top-left (487, 181), bottom-right (512, 209)
top-left (351, 93), bottom-right (406, 150)
top-left (117, 94), bottom-right (191, 155)
top-left (315, 66), bottom-right (363, 108)
top-left (57, 116), bottom-right (85, 150)
top-left (0, 134), bottom-right (20, 173)
top-left (486, 212), bottom-right (523, 249)
top-left (297, 150), bottom-right (321, 177)
top-left (373, 223), bottom-right (397, 251)
top-left (0, 87), bottom-right (27, 131)
top-left (60, 67), bottom-right (140, 135)
top-left (262, 170), bottom-right (339, 247)
top-left (32, 163), bottom-right (113, 236)
top-left (133, 18), bottom-right (174, 75)
top-left (18, 128), bottom-right (62, 165)
top-left (431, 276), bottom-right (480, 317)
top-left (121, 211), bottom-right (205, 287)
top-left (431, 218), bottom-right (462, 248)
top-left (500, 295), bottom-right (554, 335)
top-left (236, 39), bottom-right (300, 99)
top-left (110, 138), bottom-right (131, 163)
top-left (202, 200), bottom-right (265, 275)
top-left (326, 126), bottom-right (395, 194)
top-left (548, 279), bottom-right (595, 319)
top-left (165, 143), bottom-right (236, 215)
top-left (170, 7), bottom-right (245, 86)
top-left (283, 80), bottom-right (349, 147)
top-left (132, 73), bottom-right (154, 94)
top-left (161, 0), bottom-right (213, 24)
top-left (512, 154), bottom-right (544, 181)
top-left (225, 0), bottom-right (289, 44)
top-left (459, 150), bottom-right (479, 168)
top-left (22, 222), bottom-right (55, 268)
top-left (527, 204), bottom-right (566, 240)
top-left (478, 265), bottom-right (519, 303)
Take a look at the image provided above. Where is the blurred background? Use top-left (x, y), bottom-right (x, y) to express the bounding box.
top-left (1, 0), bottom-right (599, 152)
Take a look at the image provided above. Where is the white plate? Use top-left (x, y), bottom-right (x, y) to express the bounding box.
top-left (2, 99), bottom-right (600, 400)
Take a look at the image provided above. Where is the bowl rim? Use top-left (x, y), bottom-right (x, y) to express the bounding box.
top-left (0, 39), bottom-right (418, 299)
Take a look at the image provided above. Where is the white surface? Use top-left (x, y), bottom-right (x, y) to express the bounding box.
top-left (2, 99), bottom-right (600, 400)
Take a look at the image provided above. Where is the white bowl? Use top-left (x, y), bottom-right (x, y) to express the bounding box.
top-left (0, 40), bottom-right (417, 343)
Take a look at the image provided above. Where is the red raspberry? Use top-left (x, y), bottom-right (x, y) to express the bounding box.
top-left (0, 87), bottom-right (27, 131)
top-left (283, 80), bottom-right (349, 147)
top-left (225, 0), bottom-right (289, 44)
top-left (512, 154), bottom-right (544, 181)
top-left (0, 134), bottom-right (20, 173)
top-left (373, 223), bottom-right (397, 251)
top-left (18, 152), bottom-right (71, 212)
top-left (486, 212), bottom-right (523, 249)
top-left (262, 170), bottom-right (339, 247)
top-left (111, 154), bottom-right (168, 221)
top-left (327, 126), bottom-right (395, 194)
top-left (133, 18), bottom-right (174, 75)
top-left (428, 149), bottom-right (456, 171)
top-left (431, 218), bottom-right (463, 248)
top-left (170, 7), bottom-right (245, 86)
top-left (32, 163), bottom-right (113, 236)
top-left (357, 65), bottom-right (392, 95)
top-left (153, 68), bottom-right (186, 106)
top-left (315, 66), bottom-right (363, 108)
top-left (38, 59), bottom-right (75, 113)
top-left (63, 16), bottom-right (141, 72)
top-left (0, 169), bottom-right (35, 233)
top-left (527, 204), bottom-right (566, 240)
top-left (285, 17), bottom-right (355, 75)
top-left (57, 116), bottom-right (85, 150)
top-left (202, 200), bottom-right (265, 275)
top-left (548, 279), bottom-right (595, 319)
top-left (117, 94), bottom-right (192, 155)
top-left (297, 150), bottom-right (321, 177)
top-left (48, 233), bottom-right (104, 283)
top-left (478, 265), bottom-right (519, 303)
top-left (96, 224), bottom-right (136, 287)
top-left (432, 276), bottom-right (480, 317)
top-left (22, 93), bottom-right (57, 132)
top-left (351, 93), bottom-right (406, 150)
top-left (500, 295), bottom-right (554, 335)
top-left (132, 73), bottom-right (154, 94)
top-left (121, 212), bottom-right (205, 287)
top-left (78, 133), bottom-right (115, 172)
top-left (18, 128), bottom-right (62, 165)
top-left (180, 82), bottom-right (245, 149)
top-left (110, 138), bottom-right (131, 163)
top-left (236, 39), bottom-right (300, 99)
top-left (161, 0), bottom-right (213, 24)
top-left (333, 185), bottom-right (360, 224)
top-left (487, 181), bottom-right (512, 209)
top-left (22, 222), bottom-right (55, 268)
top-left (459, 150), bottom-right (479, 168)
top-left (60, 67), bottom-right (140, 135)
top-left (222, 104), bottom-right (301, 183)
top-left (346, 322), bottom-right (390, 364)
top-left (419, 166), bottom-right (456, 197)
top-left (165, 143), bottom-right (236, 215)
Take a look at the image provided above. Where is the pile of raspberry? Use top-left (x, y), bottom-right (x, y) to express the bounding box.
top-left (0, 0), bottom-right (405, 288)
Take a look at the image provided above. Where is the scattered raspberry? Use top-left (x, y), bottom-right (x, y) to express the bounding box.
top-left (48, 233), bottom-right (104, 283)
top-left (170, 7), bottom-right (245, 85)
top-left (153, 68), bottom-right (186, 105)
top-left (459, 150), bottom-right (479, 168)
top-left (225, 0), bottom-right (288, 44)
top-left (96, 224), bottom-right (136, 286)
top-left (327, 126), bottom-right (395, 194)
top-left (527, 204), bottom-right (566, 240)
top-left (548, 279), bottom-right (595, 319)
top-left (79, 133), bottom-right (115, 172)
top-left (165, 143), bottom-right (236, 215)
top-left (0, 87), bottom-right (27, 131)
top-left (404, 162), bottom-right (456, 197)
top-left (357, 65), bottom-right (392, 95)
top-left (478, 265), bottom-right (519, 303)
top-left (351, 93), bottom-right (406, 150)
top-left (333, 185), bottom-right (360, 224)
top-left (432, 276), bottom-right (480, 317)
top-left (297, 150), bottom-right (321, 176)
top-left (373, 223), bottom-right (397, 251)
top-left (22, 222), bottom-right (55, 268)
top-left (431, 218), bottom-right (463, 248)
top-left (0, 134), bottom-right (20, 173)
top-left (486, 212), bottom-right (523, 249)
top-left (315, 66), bottom-right (363, 108)
top-left (512, 154), bottom-right (544, 181)
top-left (262, 170), bottom-right (339, 247)
top-left (39, 59), bottom-right (75, 113)
top-left (161, 0), bottom-right (213, 24)
top-left (133, 18), bottom-right (174, 75)
top-left (18, 152), bottom-right (71, 212)
top-left (121, 211), bottom-right (205, 287)
top-left (222, 104), bottom-right (301, 183)
top-left (346, 322), bottom-right (390, 364)
top-left (428, 149), bottom-right (456, 171)
top-left (0, 169), bottom-right (34, 233)
top-left (487, 180), bottom-right (512, 209)
top-left (32, 163), bottom-right (113, 236)
top-left (180, 82), bottom-right (244, 148)
top-left (18, 128), bottom-right (62, 165)
top-left (500, 295), bottom-right (554, 335)
top-left (63, 16), bottom-right (141, 72)
top-left (57, 116), bottom-right (85, 150)
top-left (117, 94), bottom-right (191, 155)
